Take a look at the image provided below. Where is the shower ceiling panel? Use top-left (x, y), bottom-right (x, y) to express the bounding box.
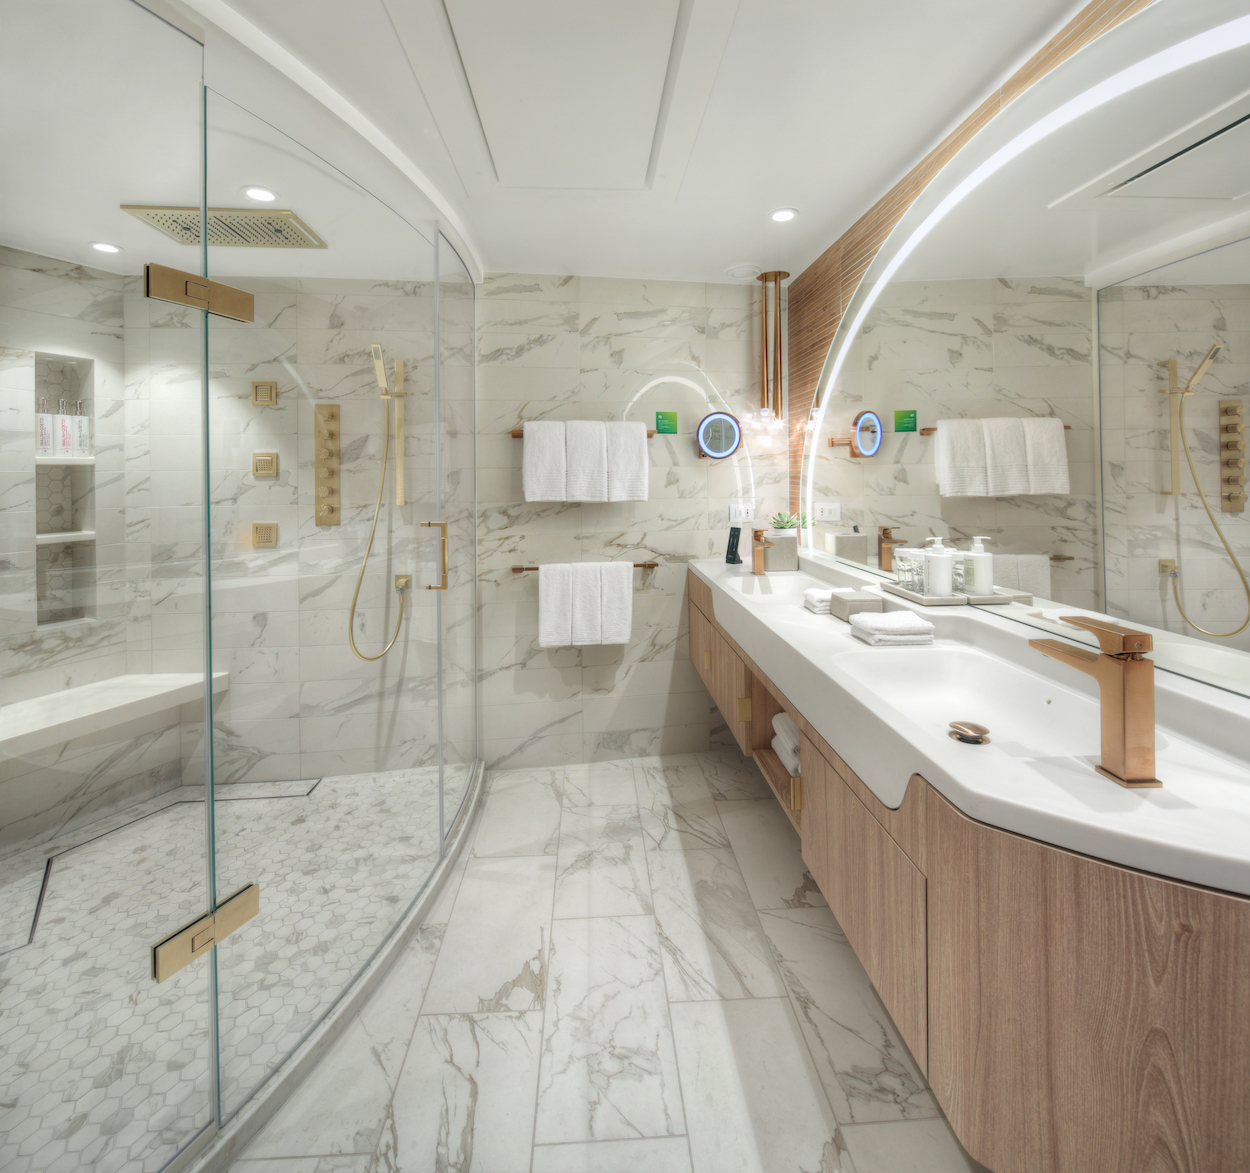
top-left (122, 205), bottom-right (328, 247)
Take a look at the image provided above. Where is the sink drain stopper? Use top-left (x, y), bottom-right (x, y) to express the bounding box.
top-left (949, 721), bottom-right (990, 745)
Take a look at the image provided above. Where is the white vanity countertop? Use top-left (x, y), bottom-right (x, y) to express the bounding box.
top-left (691, 557), bottom-right (1250, 897)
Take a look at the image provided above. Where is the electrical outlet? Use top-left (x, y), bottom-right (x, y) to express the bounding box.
top-left (729, 503), bottom-right (754, 524)
top-left (815, 502), bottom-right (841, 522)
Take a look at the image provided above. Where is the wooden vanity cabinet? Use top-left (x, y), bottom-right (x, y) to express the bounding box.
top-left (688, 598), bottom-right (749, 753)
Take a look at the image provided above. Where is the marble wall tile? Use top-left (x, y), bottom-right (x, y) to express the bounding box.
top-left (535, 914), bottom-right (685, 1144)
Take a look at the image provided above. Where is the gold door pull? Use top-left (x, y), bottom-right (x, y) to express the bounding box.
top-left (144, 263), bottom-right (255, 323)
top-left (151, 882), bottom-right (260, 983)
top-left (421, 520), bottom-right (449, 590)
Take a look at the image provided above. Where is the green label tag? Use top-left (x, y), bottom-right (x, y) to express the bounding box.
top-left (894, 409), bottom-right (917, 433)
top-left (655, 411), bottom-right (678, 434)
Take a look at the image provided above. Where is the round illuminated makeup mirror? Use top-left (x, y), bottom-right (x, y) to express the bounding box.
top-left (696, 411), bottom-right (742, 459)
top-left (851, 410), bottom-right (882, 457)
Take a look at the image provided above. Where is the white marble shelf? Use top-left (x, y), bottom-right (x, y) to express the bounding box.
top-left (34, 530), bottom-right (95, 546)
top-left (34, 456), bottom-right (95, 466)
top-left (0, 671), bottom-right (229, 759)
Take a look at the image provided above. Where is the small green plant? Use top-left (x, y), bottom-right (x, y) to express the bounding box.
top-left (770, 511), bottom-right (799, 530)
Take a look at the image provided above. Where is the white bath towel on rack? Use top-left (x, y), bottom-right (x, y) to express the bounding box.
top-left (570, 562), bottom-right (602, 645)
top-left (566, 420), bottom-right (608, 501)
top-left (523, 420), bottom-right (567, 502)
top-left (600, 561), bottom-right (634, 644)
top-left (1022, 417), bottom-right (1070, 494)
top-left (935, 419), bottom-right (988, 497)
top-left (606, 421), bottom-right (649, 501)
top-left (981, 417), bottom-right (1030, 496)
top-left (538, 563), bottom-right (573, 648)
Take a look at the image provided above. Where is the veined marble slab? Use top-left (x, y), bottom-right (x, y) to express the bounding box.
top-left (0, 671), bottom-right (228, 758)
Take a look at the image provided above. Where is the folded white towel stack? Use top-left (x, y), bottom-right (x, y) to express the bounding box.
top-left (606, 421), bottom-right (649, 501)
top-left (771, 711), bottom-right (800, 757)
top-left (1022, 417), bottom-right (1070, 494)
top-left (982, 417), bottom-right (1030, 496)
top-left (566, 420), bottom-right (608, 502)
top-left (849, 609), bottom-right (935, 647)
top-left (935, 419), bottom-right (988, 497)
top-left (771, 735), bottom-right (800, 777)
top-left (936, 416), bottom-right (1070, 498)
top-left (523, 420), bottom-right (567, 502)
top-left (803, 587), bottom-right (835, 614)
top-left (538, 561), bottom-right (634, 648)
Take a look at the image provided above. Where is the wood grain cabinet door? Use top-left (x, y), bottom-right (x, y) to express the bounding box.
top-left (711, 628), bottom-right (751, 755)
top-left (689, 602), bottom-right (714, 690)
top-left (799, 735), bottom-right (834, 897)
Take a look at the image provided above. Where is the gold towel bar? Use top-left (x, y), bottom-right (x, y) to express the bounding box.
top-left (917, 424), bottom-right (1070, 436)
top-left (510, 427), bottom-right (656, 438)
top-left (512, 562), bottom-right (658, 573)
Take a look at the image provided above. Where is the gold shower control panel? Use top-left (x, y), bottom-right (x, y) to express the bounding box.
top-left (1222, 400), bottom-right (1246, 513)
top-left (315, 404), bottom-right (340, 526)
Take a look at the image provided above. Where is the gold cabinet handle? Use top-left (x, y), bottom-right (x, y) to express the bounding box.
top-left (421, 520), bottom-right (449, 590)
top-left (703, 650), bottom-right (712, 671)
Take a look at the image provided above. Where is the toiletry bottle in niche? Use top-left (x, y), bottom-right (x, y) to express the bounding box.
top-left (53, 399), bottom-right (73, 457)
top-left (72, 400), bottom-right (90, 457)
top-left (36, 397), bottom-right (53, 456)
top-left (965, 535), bottom-right (994, 596)
top-left (924, 536), bottom-right (954, 597)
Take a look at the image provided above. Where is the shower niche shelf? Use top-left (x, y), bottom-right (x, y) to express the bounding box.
top-left (35, 455), bottom-right (95, 466)
top-left (35, 530), bottom-right (96, 546)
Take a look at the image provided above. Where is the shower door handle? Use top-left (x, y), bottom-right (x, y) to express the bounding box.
top-left (421, 520), bottom-right (449, 590)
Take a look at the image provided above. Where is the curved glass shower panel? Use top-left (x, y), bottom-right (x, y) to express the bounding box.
top-left (203, 90), bottom-right (447, 1118)
top-left (0, 2), bottom-right (214, 1171)
top-left (437, 233), bottom-right (478, 832)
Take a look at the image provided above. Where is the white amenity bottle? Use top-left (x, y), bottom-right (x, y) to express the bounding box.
top-left (53, 399), bottom-right (73, 458)
top-left (965, 535), bottom-right (994, 596)
top-left (924, 535), bottom-right (954, 597)
top-left (72, 400), bottom-right (90, 457)
top-left (36, 397), bottom-right (54, 456)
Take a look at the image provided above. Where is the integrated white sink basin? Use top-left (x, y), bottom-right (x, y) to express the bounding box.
top-left (719, 570), bottom-right (831, 604)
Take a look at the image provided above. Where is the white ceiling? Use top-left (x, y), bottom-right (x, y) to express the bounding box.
top-left (213, 0), bottom-right (1089, 280)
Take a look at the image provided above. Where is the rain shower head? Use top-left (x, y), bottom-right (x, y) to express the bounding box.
top-left (121, 205), bottom-right (327, 248)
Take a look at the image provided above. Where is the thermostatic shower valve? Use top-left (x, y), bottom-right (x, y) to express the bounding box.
top-left (1222, 400), bottom-right (1246, 513)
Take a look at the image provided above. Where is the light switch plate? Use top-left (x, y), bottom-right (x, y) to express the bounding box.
top-left (815, 502), bottom-right (841, 522)
top-left (729, 503), bottom-right (754, 523)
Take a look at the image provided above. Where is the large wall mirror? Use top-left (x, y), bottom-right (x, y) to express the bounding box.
top-left (800, 0), bottom-right (1250, 699)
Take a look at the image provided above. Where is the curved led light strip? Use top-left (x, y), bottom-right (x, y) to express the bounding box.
top-left (801, 14), bottom-right (1250, 547)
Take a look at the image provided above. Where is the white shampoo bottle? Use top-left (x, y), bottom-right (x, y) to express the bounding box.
top-left (965, 535), bottom-right (994, 596)
top-left (924, 536), bottom-right (954, 597)
top-left (53, 399), bottom-right (73, 458)
top-left (36, 397), bottom-right (54, 456)
top-left (72, 400), bottom-right (90, 457)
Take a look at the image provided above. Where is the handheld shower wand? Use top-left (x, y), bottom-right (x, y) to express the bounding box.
top-left (347, 344), bottom-right (409, 661)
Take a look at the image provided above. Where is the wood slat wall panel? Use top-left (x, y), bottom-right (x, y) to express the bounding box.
top-left (785, 0), bottom-right (1157, 509)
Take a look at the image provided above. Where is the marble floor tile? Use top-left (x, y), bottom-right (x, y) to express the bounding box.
top-left (696, 748), bottom-right (772, 801)
top-left (531, 1137), bottom-right (694, 1172)
top-left (839, 1118), bottom-right (989, 1173)
top-left (473, 768), bottom-right (562, 857)
top-left (554, 805), bottom-right (653, 920)
top-left (670, 998), bottom-right (846, 1173)
top-left (716, 799), bottom-right (826, 910)
top-left (562, 760), bottom-right (638, 806)
top-left (231, 1159), bottom-right (375, 1172)
top-left (535, 915), bottom-right (685, 1145)
top-left (423, 855), bottom-right (556, 1014)
top-left (648, 848), bottom-right (787, 1002)
top-left (388, 1011), bottom-right (543, 1173)
top-left (636, 763), bottom-right (730, 852)
top-left (758, 908), bottom-right (937, 1124)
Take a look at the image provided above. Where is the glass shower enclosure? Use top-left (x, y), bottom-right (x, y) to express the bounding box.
top-left (0, 3), bottom-right (478, 1170)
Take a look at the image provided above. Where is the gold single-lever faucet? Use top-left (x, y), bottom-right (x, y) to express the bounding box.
top-left (751, 528), bottom-right (773, 576)
top-left (1029, 616), bottom-right (1161, 788)
top-left (878, 526), bottom-right (907, 573)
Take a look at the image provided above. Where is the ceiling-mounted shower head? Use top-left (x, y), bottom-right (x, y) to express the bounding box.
top-left (1185, 342), bottom-right (1224, 392)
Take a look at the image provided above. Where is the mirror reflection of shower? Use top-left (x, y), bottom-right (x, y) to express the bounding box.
top-left (347, 343), bottom-right (410, 661)
top-left (1158, 342), bottom-right (1250, 639)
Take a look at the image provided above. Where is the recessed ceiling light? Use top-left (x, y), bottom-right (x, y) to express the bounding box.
top-left (243, 186), bottom-right (278, 202)
top-left (90, 242), bottom-right (121, 253)
top-left (770, 208), bottom-right (797, 222)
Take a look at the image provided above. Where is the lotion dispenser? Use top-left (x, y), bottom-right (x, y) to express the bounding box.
top-left (965, 535), bottom-right (994, 596)
top-left (53, 399), bottom-right (73, 458)
top-left (924, 535), bottom-right (954, 597)
top-left (36, 397), bottom-right (53, 456)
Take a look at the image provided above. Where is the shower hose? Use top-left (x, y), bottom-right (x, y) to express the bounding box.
top-left (1171, 389), bottom-right (1250, 638)
top-left (348, 397), bottom-right (407, 661)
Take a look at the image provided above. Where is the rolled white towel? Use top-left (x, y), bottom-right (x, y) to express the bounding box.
top-left (771, 711), bottom-right (800, 756)
top-left (771, 734), bottom-right (800, 777)
top-left (850, 610), bottom-right (935, 637)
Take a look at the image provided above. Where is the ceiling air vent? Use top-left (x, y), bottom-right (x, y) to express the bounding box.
top-left (121, 205), bottom-right (327, 248)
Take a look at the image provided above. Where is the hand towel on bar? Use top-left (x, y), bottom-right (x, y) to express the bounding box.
top-left (981, 417), bottom-right (1030, 496)
top-left (523, 420), bottom-right (567, 502)
top-left (771, 734), bottom-right (801, 777)
top-left (599, 561), bottom-right (634, 645)
top-left (772, 711), bottom-right (801, 757)
top-left (850, 610), bottom-right (935, 638)
top-left (570, 562), bottom-right (602, 645)
top-left (851, 630), bottom-right (934, 647)
top-left (606, 421), bottom-right (649, 501)
top-left (1016, 555), bottom-right (1051, 599)
top-left (538, 563), bottom-right (573, 648)
top-left (1022, 417), bottom-right (1070, 494)
top-left (566, 420), bottom-right (608, 502)
top-left (992, 554), bottom-right (1020, 590)
top-left (935, 419), bottom-right (988, 497)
